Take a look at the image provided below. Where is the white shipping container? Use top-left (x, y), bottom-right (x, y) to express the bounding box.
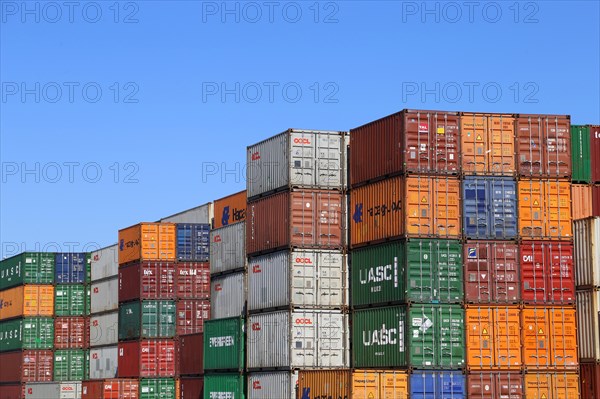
top-left (89, 346), bottom-right (118, 379)
top-left (90, 244), bottom-right (118, 282)
top-left (211, 272), bottom-right (246, 319)
top-left (210, 222), bottom-right (246, 274)
top-left (574, 217), bottom-right (600, 287)
top-left (247, 250), bottom-right (347, 311)
top-left (90, 311), bottom-right (118, 347)
top-left (247, 129), bottom-right (346, 199)
top-left (160, 202), bottom-right (214, 224)
top-left (247, 309), bottom-right (349, 370)
top-left (577, 288), bottom-right (600, 362)
top-left (25, 382), bottom-right (82, 399)
top-left (247, 372), bottom-right (297, 399)
top-left (90, 277), bottom-right (119, 313)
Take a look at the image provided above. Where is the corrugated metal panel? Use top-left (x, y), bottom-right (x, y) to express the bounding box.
top-left (247, 249), bottom-right (346, 311)
top-left (179, 377), bottom-right (204, 399)
top-left (572, 184), bottom-right (593, 220)
top-left (90, 245), bottom-right (118, 282)
top-left (571, 125), bottom-right (591, 183)
top-left (0, 350), bottom-right (53, 383)
top-left (91, 277), bottom-right (119, 313)
top-left (139, 378), bottom-right (176, 399)
top-left (592, 125), bottom-right (600, 183)
top-left (210, 223), bottom-right (246, 274)
top-left (247, 129), bottom-right (346, 199)
top-left (518, 180), bottom-right (572, 239)
top-left (25, 382), bottom-right (82, 399)
top-left (176, 224), bottom-right (210, 262)
top-left (54, 284), bottom-right (85, 316)
top-left (462, 177), bottom-right (517, 239)
top-left (54, 316), bottom-right (88, 349)
top-left (210, 272), bottom-right (245, 320)
top-left (574, 217), bottom-right (600, 287)
top-left (0, 285), bottom-right (54, 320)
top-left (580, 362), bottom-right (600, 399)
top-left (247, 310), bottom-right (349, 369)
top-left (524, 373), bottom-right (579, 399)
top-left (467, 372), bottom-right (524, 399)
top-left (352, 369), bottom-right (409, 399)
top-left (178, 333), bottom-right (204, 376)
top-left (118, 223), bottom-right (176, 265)
top-left (214, 190), bottom-right (247, 229)
top-left (89, 346), bottom-right (118, 379)
top-left (118, 300), bottom-right (176, 340)
top-left (297, 370), bottom-right (351, 399)
top-left (0, 252), bottom-right (54, 290)
top-left (0, 384), bottom-right (23, 399)
top-left (203, 317), bottom-right (245, 372)
top-left (204, 374), bottom-right (245, 399)
top-left (160, 202), bottom-right (213, 224)
top-left (0, 317), bottom-right (54, 351)
top-left (82, 379), bottom-right (139, 399)
top-left (247, 372), bottom-right (296, 399)
top-left (410, 371), bottom-right (466, 398)
top-left (55, 253), bottom-right (87, 283)
top-left (90, 311), bottom-right (118, 347)
top-left (175, 262), bottom-right (210, 300)
top-left (53, 349), bottom-right (87, 381)
top-left (577, 289), bottom-right (600, 362)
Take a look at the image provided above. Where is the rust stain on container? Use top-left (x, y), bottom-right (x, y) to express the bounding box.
top-left (246, 189), bottom-right (344, 255)
top-left (518, 180), bottom-right (572, 239)
top-left (467, 371), bottom-right (523, 399)
top-left (461, 113), bottom-right (516, 175)
top-left (350, 176), bottom-right (461, 247)
top-left (118, 223), bottom-right (176, 265)
top-left (214, 190), bottom-right (246, 229)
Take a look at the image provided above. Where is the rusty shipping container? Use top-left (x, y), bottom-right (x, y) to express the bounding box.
top-left (518, 179), bottom-right (572, 239)
top-left (175, 262), bottom-right (210, 300)
top-left (247, 189), bottom-right (344, 255)
top-left (467, 371), bottom-right (523, 399)
top-left (572, 184), bottom-right (593, 220)
top-left (463, 241), bottom-right (519, 303)
top-left (350, 109), bottom-right (460, 187)
top-left (0, 350), bottom-right (53, 383)
top-left (117, 339), bottom-right (177, 378)
top-left (178, 332), bottom-right (204, 376)
top-left (118, 262), bottom-right (176, 303)
top-left (465, 306), bottom-right (522, 370)
top-left (580, 362), bottom-right (600, 399)
top-left (0, 285), bottom-right (54, 321)
top-left (524, 373), bottom-right (579, 399)
top-left (214, 190), bottom-right (246, 229)
top-left (350, 175), bottom-right (461, 247)
top-left (118, 223), bottom-right (176, 265)
top-left (461, 113), bottom-right (516, 175)
top-left (54, 317), bottom-right (89, 349)
top-left (352, 369), bottom-right (409, 399)
top-left (520, 241), bottom-right (575, 304)
top-left (574, 217), bottom-right (600, 287)
top-left (516, 114), bottom-right (571, 178)
top-left (82, 379), bottom-right (139, 399)
top-left (176, 299), bottom-right (210, 336)
top-left (521, 306), bottom-right (578, 370)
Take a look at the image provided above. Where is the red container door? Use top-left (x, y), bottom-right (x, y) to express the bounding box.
top-left (517, 117), bottom-right (545, 177)
top-left (54, 317), bottom-right (88, 349)
top-left (546, 242), bottom-right (575, 303)
top-left (23, 350), bottom-right (53, 382)
top-left (180, 377), bottom-right (204, 399)
top-left (176, 300), bottom-right (210, 336)
top-left (314, 191), bottom-right (343, 249)
top-left (521, 242), bottom-right (549, 303)
top-left (119, 262), bottom-right (176, 302)
top-left (105, 379), bottom-right (139, 399)
top-left (118, 341), bottom-right (140, 377)
top-left (176, 263), bottom-right (210, 300)
top-left (82, 381), bottom-right (103, 399)
top-left (428, 111), bottom-right (460, 174)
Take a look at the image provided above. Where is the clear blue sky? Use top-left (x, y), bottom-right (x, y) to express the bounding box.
top-left (1, 1), bottom-right (599, 258)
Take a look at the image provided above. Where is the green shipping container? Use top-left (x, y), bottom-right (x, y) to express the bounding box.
top-left (204, 317), bottom-right (245, 371)
top-left (0, 252), bottom-right (54, 290)
top-left (86, 253), bottom-right (91, 283)
top-left (140, 378), bottom-right (176, 399)
top-left (119, 300), bottom-right (176, 340)
top-left (351, 240), bottom-right (463, 307)
top-left (571, 125), bottom-right (591, 183)
top-left (55, 284), bottom-right (86, 316)
top-left (204, 374), bottom-right (245, 399)
top-left (54, 349), bottom-right (88, 381)
top-left (85, 285), bottom-right (91, 316)
top-left (352, 305), bottom-right (407, 368)
top-left (0, 317), bottom-right (54, 351)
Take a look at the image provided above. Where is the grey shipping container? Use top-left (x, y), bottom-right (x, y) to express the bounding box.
top-left (89, 345), bottom-right (118, 379)
top-left (211, 272), bottom-right (246, 320)
top-left (89, 311), bottom-right (118, 347)
top-left (90, 244), bottom-right (119, 282)
top-left (90, 277), bottom-right (119, 314)
top-left (247, 372), bottom-right (297, 399)
top-left (577, 289), bottom-right (600, 362)
top-left (25, 382), bottom-right (82, 399)
top-left (160, 202), bottom-right (214, 224)
top-left (574, 217), bottom-right (600, 287)
top-left (210, 222), bottom-right (246, 275)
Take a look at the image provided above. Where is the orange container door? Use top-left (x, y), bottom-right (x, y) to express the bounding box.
top-left (290, 191), bottom-right (317, 246)
top-left (489, 115), bottom-right (516, 175)
top-left (553, 373), bottom-right (579, 399)
top-left (380, 370), bottom-right (409, 399)
top-left (519, 181), bottom-right (544, 238)
top-left (140, 223), bottom-right (159, 261)
top-left (571, 185), bottom-right (592, 220)
top-left (158, 224), bottom-right (176, 260)
top-left (39, 285), bottom-right (54, 316)
top-left (549, 308), bottom-right (578, 370)
top-left (434, 177), bottom-right (461, 238)
top-left (525, 374), bottom-right (552, 399)
top-left (545, 181), bottom-right (572, 239)
top-left (405, 176), bottom-right (432, 236)
top-left (522, 307), bottom-right (551, 369)
top-left (352, 370), bottom-right (379, 399)
top-left (494, 307), bottom-right (521, 369)
top-left (461, 114), bottom-right (488, 174)
top-left (315, 191), bottom-right (344, 248)
top-left (466, 307), bottom-right (494, 369)
top-left (23, 285), bottom-right (39, 317)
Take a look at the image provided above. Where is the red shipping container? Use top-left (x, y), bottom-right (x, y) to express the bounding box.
top-left (175, 262), bottom-right (210, 300)
top-left (593, 185), bottom-right (600, 216)
top-left (581, 362), bottom-right (600, 399)
top-left (467, 371), bottom-right (523, 399)
top-left (178, 333), bottom-right (204, 376)
top-left (0, 384), bottom-right (24, 399)
top-left (0, 350), bottom-right (53, 383)
top-left (54, 317), bottom-right (89, 349)
top-left (516, 114), bottom-right (571, 178)
top-left (464, 241), bottom-right (520, 303)
top-left (179, 377), bottom-right (204, 399)
top-left (118, 339), bottom-right (177, 378)
top-left (176, 300), bottom-right (210, 336)
top-left (82, 379), bottom-right (139, 399)
top-left (520, 241), bottom-right (575, 304)
top-left (119, 262), bottom-right (176, 303)
top-left (246, 189), bottom-right (344, 256)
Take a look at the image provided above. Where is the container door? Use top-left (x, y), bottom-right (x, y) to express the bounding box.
top-left (518, 180), bottom-right (544, 238)
top-left (490, 179), bottom-right (517, 239)
top-left (521, 242), bottom-right (548, 304)
top-left (434, 178), bottom-right (461, 238)
top-left (438, 305), bottom-right (465, 368)
top-left (549, 308), bottom-right (578, 370)
top-left (461, 114), bottom-right (488, 174)
top-left (315, 251), bottom-right (344, 307)
top-left (406, 240), bottom-right (436, 303)
top-left (489, 115), bottom-right (516, 175)
top-left (463, 178), bottom-right (489, 239)
top-left (545, 181), bottom-right (572, 239)
top-left (315, 191), bottom-right (343, 248)
top-left (408, 305), bottom-right (436, 368)
top-left (464, 242), bottom-right (493, 303)
top-left (430, 112), bottom-right (460, 174)
top-left (521, 308), bottom-right (551, 369)
top-left (466, 307), bottom-right (494, 369)
top-left (546, 243), bottom-right (574, 303)
top-left (290, 191), bottom-right (317, 247)
top-left (494, 307), bottom-right (521, 368)
top-left (315, 132), bottom-right (343, 189)
top-left (544, 116), bottom-right (571, 178)
top-left (316, 311), bottom-right (347, 367)
top-left (289, 131), bottom-right (314, 187)
top-left (405, 177), bottom-right (432, 237)
top-left (517, 116), bottom-right (544, 176)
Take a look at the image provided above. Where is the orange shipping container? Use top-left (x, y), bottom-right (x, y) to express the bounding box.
top-left (521, 306), bottom-right (578, 370)
top-left (524, 373), bottom-right (579, 399)
top-left (118, 223), bottom-right (176, 265)
top-left (461, 113), bottom-right (516, 175)
top-left (297, 370), bottom-right (351, 398)
top-left (213, 190), bottom-right (247, 229)
top-left (350, 176), bottom-right (461, 247)
top-left (352, 370), bottom-right (409, 399)
top-left (572, 184), bottom-right (593, 220)
top-left (518, 180), bottom-right (572, 239)
top-left (466, 306), bottom-right (521, 370)
top-left (0, 285), bottom-right (54, 321)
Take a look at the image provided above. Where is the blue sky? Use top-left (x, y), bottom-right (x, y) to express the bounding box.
top-left (1, 1), bottom-right (599, 257)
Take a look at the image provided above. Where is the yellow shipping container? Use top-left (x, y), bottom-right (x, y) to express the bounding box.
top-left (118, 222), bottom-right (176, 265)
top-left (352, 370), bottom-right (409, 399)
top-left (0, 285), bottom-right (54, 320)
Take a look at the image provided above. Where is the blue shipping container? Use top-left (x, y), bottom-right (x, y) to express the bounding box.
top-left (176, 223), bottom-right (210, 262)
top-left (54, 253), bottom-right (87, 283)
top-left (462, 177), bottom-right (517, 239)
top-left (410, 371), bottom-right (466, 399)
